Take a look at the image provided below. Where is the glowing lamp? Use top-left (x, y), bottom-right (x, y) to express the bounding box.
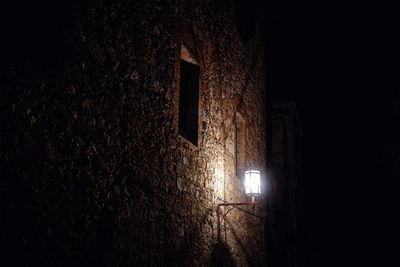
top-left (244, 170), bottom-right (261, 196)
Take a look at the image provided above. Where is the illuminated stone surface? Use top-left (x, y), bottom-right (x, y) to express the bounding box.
top-left (0, 0), bottom-right (266, 266)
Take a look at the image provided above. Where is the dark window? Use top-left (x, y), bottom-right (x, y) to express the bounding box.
top-left (179, 59), bottom-right (199, 145)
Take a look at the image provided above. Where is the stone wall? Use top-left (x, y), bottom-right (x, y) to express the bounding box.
top-left (0, 0), bottom-right (266, 265)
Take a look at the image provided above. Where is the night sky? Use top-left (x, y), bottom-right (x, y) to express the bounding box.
top-left (264, 0), bottom-right (399, 265)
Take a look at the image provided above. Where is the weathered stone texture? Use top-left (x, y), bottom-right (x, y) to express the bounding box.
top-left (0, 0), bottom-right (266, 266)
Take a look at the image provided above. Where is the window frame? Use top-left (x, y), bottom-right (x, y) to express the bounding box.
top-left (178, 58), bottom-right (200, 145)
top-left (173, 32), bottom-right (204, 149)
top-left (235, 110), bottom-right (247, 176)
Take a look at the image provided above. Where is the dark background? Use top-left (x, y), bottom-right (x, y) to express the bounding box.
top-left (1, 0), bottom-right (398, 266)
top-left (264, 0), bottom-right (399, 265)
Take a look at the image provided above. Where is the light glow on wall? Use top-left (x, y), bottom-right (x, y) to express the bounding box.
top-left (244, 170), bottom-right (261, 196)
top-left (213, 156), bottom-right (225, 199)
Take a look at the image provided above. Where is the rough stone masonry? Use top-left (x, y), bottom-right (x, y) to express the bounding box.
top-left (0, 0), bottom-right (266, 266)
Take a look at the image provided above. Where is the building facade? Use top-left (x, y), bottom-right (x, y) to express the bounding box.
top-left (0, 0), bottom-right (267, 266)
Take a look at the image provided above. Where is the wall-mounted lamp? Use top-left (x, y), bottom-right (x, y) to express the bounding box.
top-left (216, 169), bottom-right (262, 242)
top-left (244, 169), bottom-right (261, 197)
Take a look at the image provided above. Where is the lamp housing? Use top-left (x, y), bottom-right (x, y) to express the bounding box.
top-left (244, 169), bottom-right (261, 196)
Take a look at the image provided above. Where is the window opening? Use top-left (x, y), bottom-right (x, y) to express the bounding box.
top-left (178, 43), bottom-right (200, 146)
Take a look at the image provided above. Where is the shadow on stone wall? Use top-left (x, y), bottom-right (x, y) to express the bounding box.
top-left (0, 163), bottom-right (117, 266)
top-left (209, 242), bottom-right (236, 267)
top-left (226, 219), bottom-right (260, 267)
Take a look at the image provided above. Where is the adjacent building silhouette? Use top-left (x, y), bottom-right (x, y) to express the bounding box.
top-left (267, 100), bottom-right (305, 267)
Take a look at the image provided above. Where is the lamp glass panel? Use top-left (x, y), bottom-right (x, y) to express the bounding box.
top-left (244, 170), bottom-right (261, 196)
